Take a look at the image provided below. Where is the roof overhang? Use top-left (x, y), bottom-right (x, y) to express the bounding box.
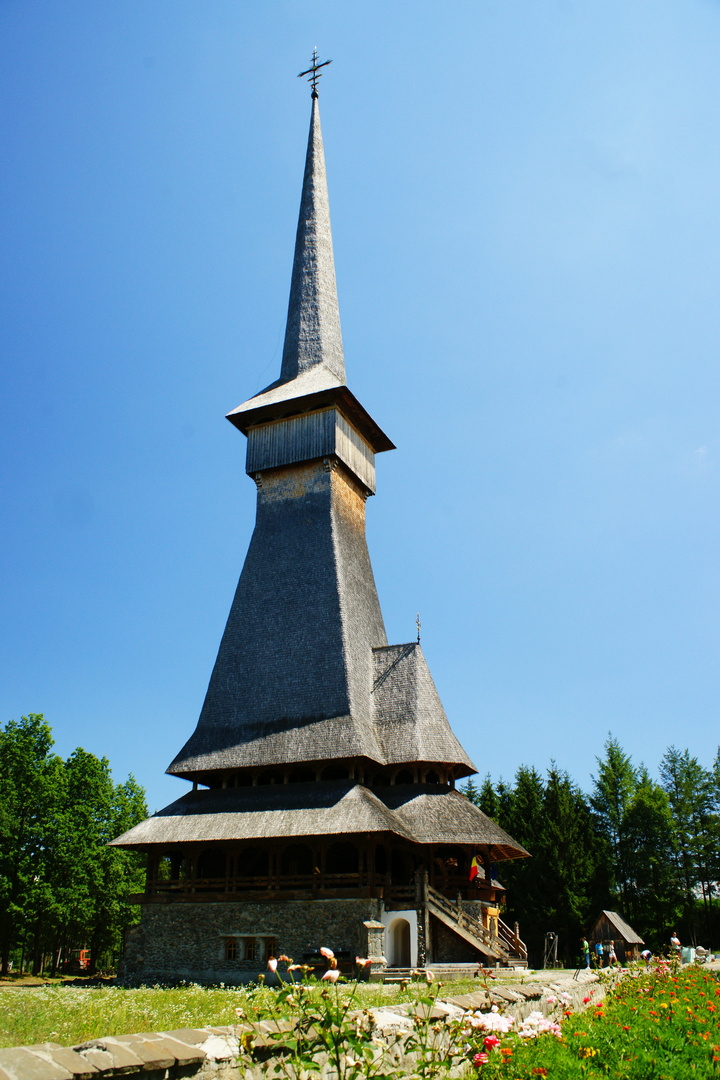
top-left (227, 385), bottom-right (395, 454)
top-left (110, 782), bottom-right (530, 862)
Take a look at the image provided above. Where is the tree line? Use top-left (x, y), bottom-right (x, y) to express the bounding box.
top-left (463, 736), bottom-right (720, 965)
top-left (0, 714), bottom-right (148, 976)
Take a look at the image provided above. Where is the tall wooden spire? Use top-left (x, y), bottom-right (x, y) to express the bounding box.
top-left (280, 97), bottom-right (345, 386)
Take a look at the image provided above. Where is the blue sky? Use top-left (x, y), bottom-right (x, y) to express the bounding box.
top-left (2, 1), bottom-right (720, 813)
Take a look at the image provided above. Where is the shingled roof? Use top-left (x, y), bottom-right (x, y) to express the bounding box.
top-left (226, 97), bottom-right (393, 451)
top-left (166, 458), bottom-right (390, 776)
top-left (372, 644), bottom-right (475, 773)
top-left (593, 910), bottom-right (645, 945)
top-left (111, 781), bottom-right (528, 859)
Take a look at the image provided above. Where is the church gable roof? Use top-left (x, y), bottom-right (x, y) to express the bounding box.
top-left (372, 643), bottom-right (476, 773)
top-left (167, 710), bottom-right (383, 777)
top-left (384, 786), bottom-right (529, 859)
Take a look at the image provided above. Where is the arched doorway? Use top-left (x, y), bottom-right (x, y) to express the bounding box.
top-left (388, 918), bottom-right (411, 967)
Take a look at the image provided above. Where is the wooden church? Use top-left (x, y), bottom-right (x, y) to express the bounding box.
top-left (113, 67), bottom-right (529, 983)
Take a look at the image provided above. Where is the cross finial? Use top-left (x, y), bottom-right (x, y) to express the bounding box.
top-left (416, 613), bottom-right (421, 644)
top-left (298, 48), bottom-right (332, 99)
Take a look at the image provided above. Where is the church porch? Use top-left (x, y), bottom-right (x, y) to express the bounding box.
top-left (135, 837), bottom-right (506, 908)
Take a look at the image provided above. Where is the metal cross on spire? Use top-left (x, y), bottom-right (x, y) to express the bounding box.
top-left (416, 613), bottom-right (421, 644)
top-left (298, 48), bottom-right (332, 98)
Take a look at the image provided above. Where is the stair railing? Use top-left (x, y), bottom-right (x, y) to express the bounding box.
top-left (425, 885), bottom-right (527, 961)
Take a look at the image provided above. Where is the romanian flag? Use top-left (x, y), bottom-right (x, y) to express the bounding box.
top-left (469, 855), bottom-right (479, 881)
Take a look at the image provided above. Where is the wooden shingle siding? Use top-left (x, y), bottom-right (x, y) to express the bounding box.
top-left (246, 410), bottom-right (334, 473)
top-left (335, 413), bottom-right (376, 492)
top-left (246, 409), bottom-right (376, 493)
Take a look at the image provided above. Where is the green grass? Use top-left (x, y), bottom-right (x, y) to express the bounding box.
top-left (0, 978), bottom-right (482, 1049)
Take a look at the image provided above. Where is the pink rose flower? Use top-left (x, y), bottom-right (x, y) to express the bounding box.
top-left (473, 1052), bottom-right (489, 1066)
top-left (322, 968), bottom-right (340, 982)
top-left (483, 1034), bottom-right (500, 1050)
top-left (320, 946), bottom-right (334, 959)
top-left (267, 958), bottom-right (278, 972)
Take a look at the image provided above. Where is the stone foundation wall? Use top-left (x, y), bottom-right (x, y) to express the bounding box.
top-left (433, 919), bottom-right (485, 964)
top-left (430, 903), bottom-right (492, 965)
top-left (122, 898), bottom-right (384, 984)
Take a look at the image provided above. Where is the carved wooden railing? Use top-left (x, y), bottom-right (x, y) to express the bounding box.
top-left (150, 872), bottom-right (368, 894)
top-left (383, 885), bottom-right (415, 903)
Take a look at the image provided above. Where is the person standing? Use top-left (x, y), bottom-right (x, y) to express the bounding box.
top-left (670, 931), bottom-right (681, 957)
top-left (581, 936), bottom-right (590, 968)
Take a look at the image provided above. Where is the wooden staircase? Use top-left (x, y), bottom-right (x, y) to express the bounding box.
top-left (425, 885), bottom-right (528, 967)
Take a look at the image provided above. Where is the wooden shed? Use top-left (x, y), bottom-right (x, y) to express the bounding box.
top-left (590, 910), bottom-right (644, 963)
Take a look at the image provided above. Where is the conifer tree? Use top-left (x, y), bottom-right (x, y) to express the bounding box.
top-left (660, 746), bottom-right (716, 943)
top-left (590, 735), bottom-right (637, 908)
top-left (622, 767), bottom-right (681, 950)
top-left (477, 774), bottom-right (499, 819)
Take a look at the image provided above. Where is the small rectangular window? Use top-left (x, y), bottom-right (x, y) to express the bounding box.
top-left (225, 940), bottom-right (237, 961)
top-left (245, 939), bottom-right (256, 961)
top-left (264, 938), bottom-right (276, 961)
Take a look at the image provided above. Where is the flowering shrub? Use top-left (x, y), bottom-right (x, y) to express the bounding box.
top-left (465, 964), bottom-right (720, 1078)
top-left (461, 998), bottom-right (562, 1077)
top-left (238, 951), bottom-right (468, 1080)
top-left (235, 949), bottom-right (720, 1079)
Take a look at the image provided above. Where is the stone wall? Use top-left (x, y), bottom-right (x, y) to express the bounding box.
top-left (433, 919), bottom-right (485, 965)
top-left (430, 903), bottom-right (494, 966)
top-left (122, 898), bottom-right (384, 984)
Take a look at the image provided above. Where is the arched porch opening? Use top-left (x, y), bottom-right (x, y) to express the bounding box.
top-left (387, 918), bottom-right (411, 968)
top-left (322, 764), bottom-right (350, 781)
top-left (326, 841), bottom-right (358, 876)
top-left (197, 848), bottom-right (227, 888)
top-left (236, 846), bottom-right (269, 888)
top-left (280, 843), bottom-right (314, 877)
